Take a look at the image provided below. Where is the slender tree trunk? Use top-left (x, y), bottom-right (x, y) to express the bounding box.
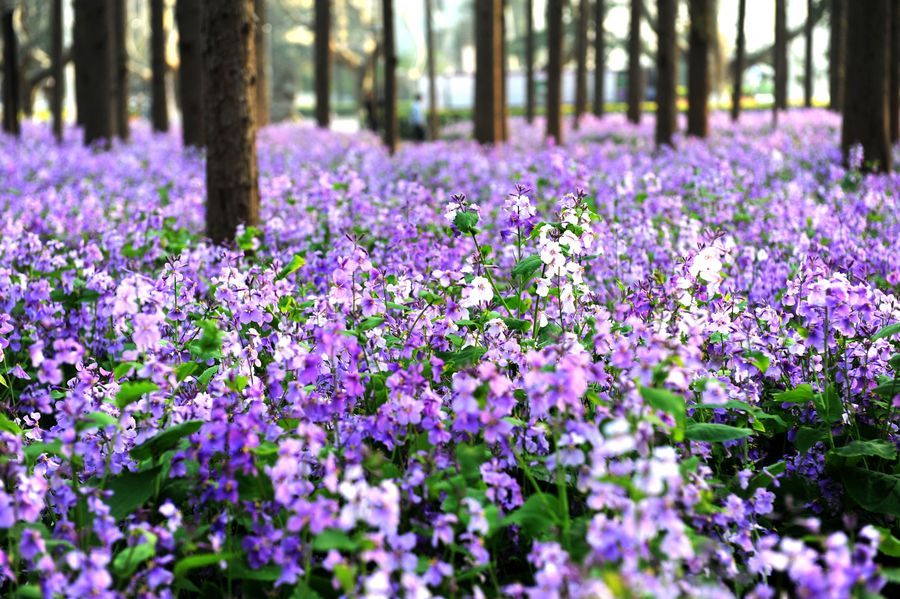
top-left (688, 0), bottom-right (710, 137)
top-left (474, 0), bottom-right (504, 144)
top-left (573, 0), bottom-right (588, 129)
top-left (255, 0), bottom-right (269, 126)
top-left (51, 0), bottom-right (63, 142)
top-left (627, 0), bottom-right (642, 124)
top-left (113, 0), bottom-right (128, 140)
top-left (76, 0), bottom-right (115, 146)
top-left (500, 0), bottom-right (507, 142)
top-left (593, 0), bottom-right (605, 116)
top-left (546, 0), bottom-right (563, 142)
top-left (425, 0), bottom-right (438, 138)
top-left (1, 6), bottom-right (19, 136)
top-left (829, 0), bottom-right (845, 112)
top-left (842, 0), bottom-right (890, 172)
top-left (525, 0), bottom-right (535, 123)
top-left (731, 0), bottom-right (746, 122)
top-left (204, 0), bottom-right (259, 243)
top-left (774, 0), bottom-right (788, 113)
top-left (177, 0), bottom-right (205, 147)
top-left (151, 0), bottom-right (169, 132)
top-left (382, 0), bottom-right (397, 153)
top-left (804, 0), bottom-right (813, 107)
top-left (891, 0), bottom-right (899, 143)
top-left (656, 0), bottom-right (677, 147)
top-left (73, 1), bottom-right (86, 126)
top-left (315, 0), bottom-right (330, 128)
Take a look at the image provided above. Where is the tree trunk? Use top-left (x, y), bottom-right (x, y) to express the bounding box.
top-left (382, 0), bottom-right (397, 153)
top-left (474, 0), bottom-right (504, 144)
top-left (51, 0), bottom-right (63, 142)
top-left (314, 0), bottom-right (330, 128)
top-left (2, 6), bottom-right (20, 136)
top-left (75, 0), bottom-right (115, 146)
top-left (829, 0), bottom-right (845, 112)
top-left (204, 0), bottom-right (260, 243)
top-left (573, 0), bottom-right (588, 129)
top-left (774, 0), bottom-right (788, 113)
top-left (688, 0), bottom-right (710, 137)
top-left (891, 0), bottom-right (899, 143)
top-left (525, 0), bottom-right (535, 123)
top-left (177, 0), bottom-right (205, 147)
top-left (73, 1), bottom-right (86, 126)
top-left (113, 0), bottom-right (128, 140)
top-left (804, 0), bottom-right (813, 107)
top-left (656, 0), bottom-right (677, 147)
top-left (255, 0), bottom-right (269, 126)
top-left (151, 0), bottom-right (169, 132)
top-left (627, 0), bottom-right (642, 124)
top-left (545, 0), bottom-right (563, 142)
top-left (731, 0), bottom-right (746, 122)
top-left (593, 0), bottom-right (605, 116)
top-left (842, 0), bottom-right (890, 172)
top-left (425, 0), bottom-right (438, 138)
top-left (500, 0), bottom-right (507, 142)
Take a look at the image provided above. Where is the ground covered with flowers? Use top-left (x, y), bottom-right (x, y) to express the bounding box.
top-left (1, 111), bottom-right (900, 598)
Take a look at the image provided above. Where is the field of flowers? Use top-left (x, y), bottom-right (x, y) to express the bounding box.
top-left (1, 111), bottom-right (899, 598)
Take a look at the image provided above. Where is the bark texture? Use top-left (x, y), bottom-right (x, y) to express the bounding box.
top-left (688, 0), bottom-right (711, 137)
top-left (829, 0), bottom-right (845, 112)
top-left (2, 6), bottom-right (20, 136)
top-left (177, 0), bottom-right (205, 147)
top-left (151, 0), bottom-right (169, 132)
top-left (525, 0), bottom-right (535, 122)
top-left (656, 0), bottom-right (677, 147)
top-left (382, 0), bottom-right (397, 153)
top-left (255, 0), bottom-right (269, 126)
top-left (51, 0), bottom-right (63, 142)
top-left (315, 0), bottom-right (330, 128)
top-left (546, 0), bottom-right (563, 142)
top-left (425, 0), bottom-right (438, 138)
top-left (804, 0), bottom-right (813, 107)
top-left (731, 0), bottom-right (746, 122)
top-left (204, 0), bottom-right (260, 243)
top-left (841, 0), bottom-right (890, 172)
top-left (573, 0), bottom-right (588, 129)
top-left (113, 0), bottom-right (128, 140)
top-left (627, 0), bottom-right (642, 124)
top-left (474, 0), bottom-right (505, 144)
top-left (774, 0), bottom-right (788, 112)
top-left (75, 0), bottom-right (115, 146)
top-left (593, 0), bottom-right (605, 116)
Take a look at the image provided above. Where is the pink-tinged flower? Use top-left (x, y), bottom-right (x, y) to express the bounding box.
top-left (132, 312), bottom-right (162, 352)
top-left (460, 276), bottom-right (493, 308)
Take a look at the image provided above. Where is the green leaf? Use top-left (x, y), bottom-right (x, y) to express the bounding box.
top-left (113, 361), bottom-right (140, 380)
top-left (873, 322), bottom-right (900, 341)
top-left (453, 210), bottom-right (479, 234)
top-left (456, 443), bottom-right (488, 483)
top-left (76, 411), bottom-right (118, 432)
top-left (312, 529), bottom-right (358, 552)
top-left (173, 552), bottom-right (239, 578)
top-left (0, 412), bottom-right (22, 435)
top-left (774, 384), bottom-right (814, 404)
top-left (276, 254), bottom-right (307, 280)
top-left (511, 254), bottom-right (543, 283)
top-left (875, 527), bottom-right (900, 557)
top-left (357, 316), bottom-right (385, 332)
top-left (174, 362), bottom-right (198, 382)
top-left (131, 420), bottom-right (203, 462)
top-left (830, 440), bottom-right (897, 461)
top-left (13, 585), bottom-right (42, 599)
top-left (113, 540), bottom-right (157, 577)
top-left (435, 346), bottom-right (486, 369)
top-left (115, 381), bottom-right (160, 410)
top-left (882, 567), bottom-right (900, 584)
top-left (873, 378), bottom-right (900, 399)
top-left (640, 387), bottom-right (686, 441)
top-left (744, 350), bottom-right (770, 374)
top-left (841, 468), bottom-right (900, 517)
top-left (105, 466), bottom-right (163, 520)
top-left (685, 423), bottom-right (753, 443)
top-left (813, 385), bottom-right (843, 424)
top-left (197, 365), bottom-right (218, 387)
top-left (794, 426), bottom-right (828, 453)
top-left (501, 317), bottom-right (531, 332)
top-left (536, 323), bottom-right (563, 347)
top-left (502, 493), bottom-right (560, 539)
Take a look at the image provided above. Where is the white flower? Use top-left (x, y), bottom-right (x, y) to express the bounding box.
top-left (460, 276), bottom-right (493, 308)
top-left (535, 277), bottom-right (551, 297)
top-left (689, 246), bottom-right (723, 284)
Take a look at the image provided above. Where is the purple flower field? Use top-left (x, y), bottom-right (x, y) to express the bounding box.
top-left (1, 111), bottom-right (900, 598)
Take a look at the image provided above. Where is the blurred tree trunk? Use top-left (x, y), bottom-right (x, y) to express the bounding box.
top-left (573, 0), bottom-right (588, 129)
top-left (75, 0), bottom-right (115, 146)
top-left (525, 0), bottom-right (535, 123)
top-left (891, 0), bottom-right (899, 143)
top-left (382, 0), bottom-right (397, 153)
top-left (841, 0), bottom-right (890, 172)
top-left (425, 0), bottom-right (438, 138)
top-left (546, 0), bottom-right (563, 142)
top-left (829, 0), bottom-right (845, 112)
top-left (176, 0), bottom-right (205, 147)
top-left (474, 0), bottom-right (504, 144)
top-left (774, 0), bottom-right (787, 113)
top-left (73, 1), bottom-right (86, 126)
top-left (255, 0), bottom-right (269, 126)
top-left (627, 0), bottom-right (642, 124)
top-left (593, 0), bottom-right (605, 117)
top-left (315, 0), bottom-right (330, 128)
top-left (51, 0), bottom-right (63, 142)
top-left (804, 0), bottom-right (813, 107)
top-left (656, 0), bottom-right (677, 147)
top-left (731, 0), bottom-right (746, 121)
top-left (2, 4), bottom-right (20, 136)
top-left (688, 0), bottom-right (710, 137)
top-left (151, 0), bottom-right (169, 132)
top-left (113, 0), bottom-right (128, 140)
top-left (204, 0), bottom-right (259, 243)
top-left (500, 0), bottom-right (507, 141)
